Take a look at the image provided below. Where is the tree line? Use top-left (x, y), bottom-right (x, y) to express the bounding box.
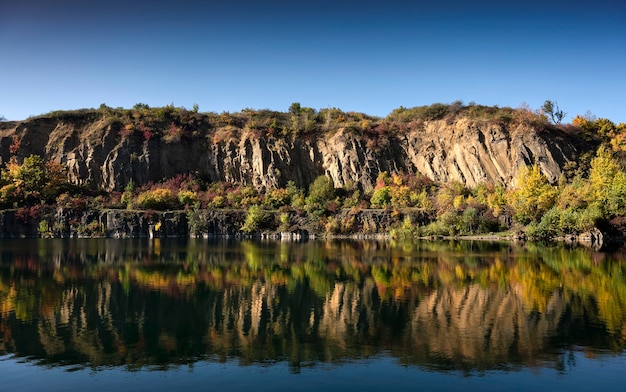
top-left (1, 102), bottom-right (626, 239)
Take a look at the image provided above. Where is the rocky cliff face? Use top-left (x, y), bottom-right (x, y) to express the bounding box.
top-left (0, 114), bottom-right (582, 191)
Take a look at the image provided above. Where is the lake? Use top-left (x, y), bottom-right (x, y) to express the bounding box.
top-left (0, 238), bottom-right (624, 391)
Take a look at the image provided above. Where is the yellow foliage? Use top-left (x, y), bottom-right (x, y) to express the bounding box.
top-left (589, 147), bottom-right (619, 202)
top-left (390, 185), bottom-right (411, 207)
top-left (509, 165), bottom-right (557, 223)
top-left (392, 173), bottom-right (403, 186)
top-left (5, 161), bottom-right (21, 181)
top-left (137, 188), bottom-right (177, 210)
top-left (453, 195), bottom-right (465, 210)
top-left (177, 190), bottom-right (198, 206)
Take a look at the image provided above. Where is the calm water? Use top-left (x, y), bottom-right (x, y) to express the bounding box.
top-left (0, 238), bottom-right (624, 391)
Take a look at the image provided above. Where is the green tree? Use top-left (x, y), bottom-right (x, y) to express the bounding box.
top-left (133, 103), bottom-right (150, 111)
top-left (305, 175), bottom-right (335, 215)
top-left (542, 100), bottom-right (566, 124)
top-left (460, 207), bottom-right (479, 234)
top-left (241, 204), bottom-right (265, 234)
top-left (370, 186), bottom-right (392, 208)
top-left (18, 155), bottom-right (47, 193)
top-left (288, 102), bottom-right (301, 115)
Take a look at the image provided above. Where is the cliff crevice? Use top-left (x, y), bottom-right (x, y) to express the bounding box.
top-left (0, 114), bottom-right (582, 191)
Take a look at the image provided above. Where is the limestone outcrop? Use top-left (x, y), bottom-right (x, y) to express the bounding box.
top-left (0, 113), bottom-right (582, 191)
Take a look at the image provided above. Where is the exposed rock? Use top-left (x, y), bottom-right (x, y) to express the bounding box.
top-left (578, 227), bottom-right (604, 250)
top-left (0, 114), bottom-right (583, 192)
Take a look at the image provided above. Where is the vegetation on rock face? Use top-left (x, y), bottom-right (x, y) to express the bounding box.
top-left (7, 100), bottom-right (568, 146)
top-left (1, 102), bottom-right (626, 240)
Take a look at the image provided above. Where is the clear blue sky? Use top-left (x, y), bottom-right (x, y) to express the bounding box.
top-left (1, 0), bottom-right (624, 122)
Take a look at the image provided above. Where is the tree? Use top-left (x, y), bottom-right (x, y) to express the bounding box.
top-left (133, 103), bottom-right (150, 111)
top-left (509, 164), bottom-right (558, 224)
top-left (588, 147), bottom-right (619, 202)
top-left (606, 171), bottom-right (626, 216)
top-left (542, 100), bottom-right (566, 124)
top-left (305, 175), bottom-right (335, 215)
top-left (370, 186), bottom-right (392, 208)
top-left (17, 155), bottom-right (47, 193)
top-left (588, 147), bottom-right (626, 216)
top-left (241, 204), bottom-right (266, 234)
top-left (288, 102), bottom-right (301, 115)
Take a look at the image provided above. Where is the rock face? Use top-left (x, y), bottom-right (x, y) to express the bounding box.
top-left (0, 114), bottom-right (581, 191)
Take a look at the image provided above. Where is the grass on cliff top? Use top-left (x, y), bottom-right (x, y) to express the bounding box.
top-left (11, 101), bottom-right (577, 141)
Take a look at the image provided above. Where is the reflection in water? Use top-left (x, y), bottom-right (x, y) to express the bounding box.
top-left (0, 238), bottom-right (624, 373)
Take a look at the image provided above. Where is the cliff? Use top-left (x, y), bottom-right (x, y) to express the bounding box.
top-left (0, 108), bottom-right (585, 192)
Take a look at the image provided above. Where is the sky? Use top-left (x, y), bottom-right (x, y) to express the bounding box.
top-left (1, 0), bottom-right (625, 122)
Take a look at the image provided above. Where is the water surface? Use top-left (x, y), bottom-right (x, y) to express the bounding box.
top-left (0, 238), bottom-right (624, 390)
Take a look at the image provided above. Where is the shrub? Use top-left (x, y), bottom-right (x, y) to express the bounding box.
top-left (391, 216), bottom-right (418, 240)
top-left (177, 190), bottom-right (198, 206)
top-left (342, 189), bottom-right (362, 208)
top-left (15, 205), bottom-right (44, 224)
top-left (265, 187), bottom-right (291, 209)
top-left (0, 183), bottom-right (20, 206)
top-left (187, 202), bottom-right (207, 236)
top-left (38, 220), bottom-right (51, 237)
top-left (278, 212), bottom-right (290, 232)
top-left (305, 175), bottom-right (335, 215)
top-left (241, 205), bottom-right (266, 234)
top-left (324, 216), bottom-right (340, 235)
top-left (207, 195), bottom-right (226, 209)
top-left (122, 180), bottom-right (135, 208)
top-left (136, 188), bottom-right (178, 210)
top-left (163, 122), bottom-right (184, 143)
top-left (370, 186), bottom-right (392, 208)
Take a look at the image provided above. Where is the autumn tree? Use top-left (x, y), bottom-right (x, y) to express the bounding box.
top-left (588, 147), bottom-right (626, 216)
top-left (509, 165), bottom-right (558, 224)
top-left (14, 155), bottom-right (47, 194)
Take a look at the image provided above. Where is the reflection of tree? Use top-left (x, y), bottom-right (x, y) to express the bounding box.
top-left (0, 239), bottom-right (624, 371)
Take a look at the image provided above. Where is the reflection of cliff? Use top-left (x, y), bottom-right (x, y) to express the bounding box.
top-left (0, 239), bottom-right (624, 371)
top-left (406, 285), bottom-right (565, 369)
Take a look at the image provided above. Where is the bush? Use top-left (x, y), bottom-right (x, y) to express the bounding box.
top-left (265, 187), bottom-right (291, 209)
top-left (391, 216), bottom-right (418, 240)
top-left (278, 212), bottom-right (290, 232)
top-left (0, 183), bottom-right (20, 206)
top-left (370, 186), bottom-right (392, 208)
top-left (324, 216), bottom-right (340, 235)
top-left (241, 205), bottom-right (266, 234)
top-left (186, 202), bottom-right (207, 236)
top-left (177, 190), bottom-right (198, 206)
top-left (136, 188), bottom-right (178, 210)
top-left (305, 175), bottom-right (335, 216)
